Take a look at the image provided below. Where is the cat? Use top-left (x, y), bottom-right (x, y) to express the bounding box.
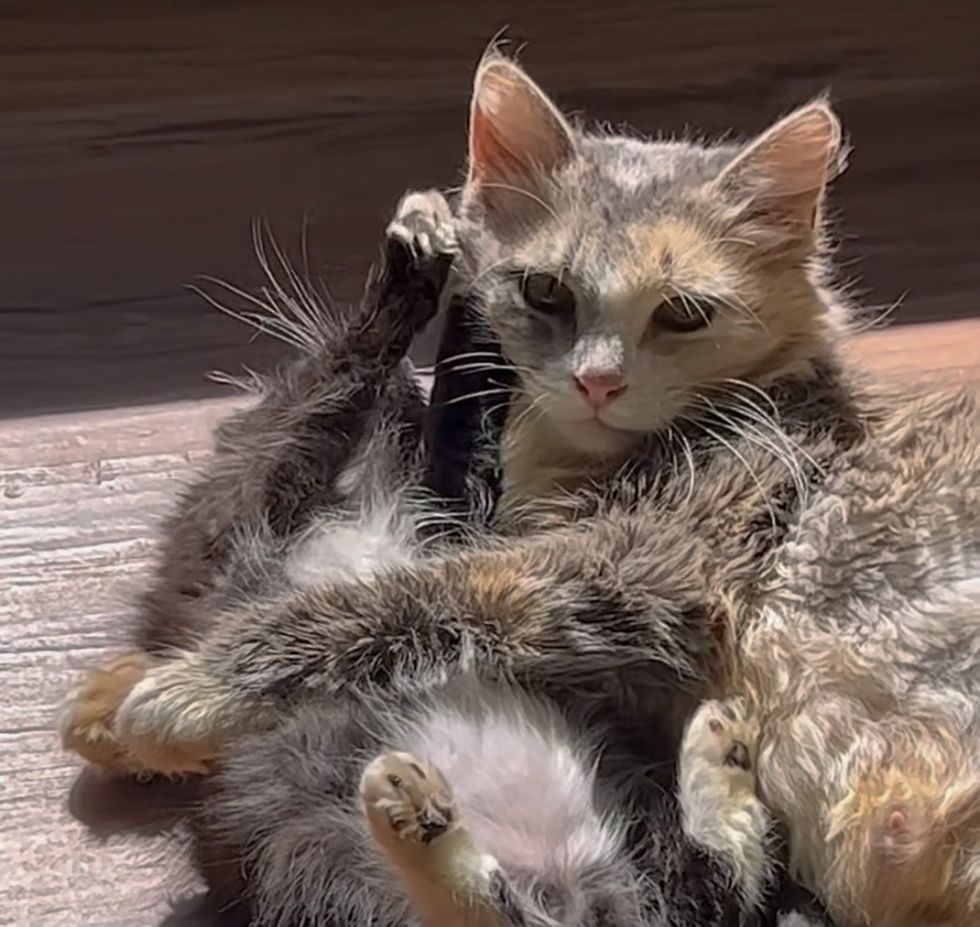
top-left (61, 52), bottom-right (978, 926)
top-left (63, 188), bottom-right (811, 927)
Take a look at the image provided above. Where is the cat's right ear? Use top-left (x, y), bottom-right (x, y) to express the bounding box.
top-left (464, 55), bottom-right (575, 220)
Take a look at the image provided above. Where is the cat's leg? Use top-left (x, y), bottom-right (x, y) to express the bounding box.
top-left (678, 697), bottom-right (774, 913)
top-left (360, 751), bottom-right (523, 927)
top-left (110, 509), bottom-right (717, 772)
top-left (422, 289), bottom-right (514, 535)
top-left (61, 190), bottom-right (458, 776)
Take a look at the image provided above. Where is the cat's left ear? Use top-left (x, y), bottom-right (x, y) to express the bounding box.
top-left (714, 101), bottom-right (846, 248)
top-left (464, 54), bottom-right (576, 220)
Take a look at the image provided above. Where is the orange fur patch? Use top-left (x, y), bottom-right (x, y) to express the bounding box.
top-left (60, 652), bottom-right (150, 774)
top-left (623, 218), bottom-right (737, 293)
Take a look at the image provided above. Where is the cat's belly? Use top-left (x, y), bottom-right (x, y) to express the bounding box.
top-left (284, 501), bottom-right (421, 589)
top-left (401, 688), bottom-right (623, 879)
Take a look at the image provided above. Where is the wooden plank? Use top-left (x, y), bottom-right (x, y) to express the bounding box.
top-left (847, 318), bottom-right (980, 384)
top-left (0, 320), bottom-right (977, 926)
top-left (2, 0), bottom-right (978, 416)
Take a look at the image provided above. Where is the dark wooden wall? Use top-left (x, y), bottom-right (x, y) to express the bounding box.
top-left (2, 0), bottom-right (977, 418)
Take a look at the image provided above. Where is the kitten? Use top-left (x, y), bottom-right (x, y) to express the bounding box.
top-left (65, 189), bottom-right (803, 927)
top-left (63, 52), bottom-right (978, 926)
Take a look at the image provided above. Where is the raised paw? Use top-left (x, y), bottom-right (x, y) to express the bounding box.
top-left (60, 652), bottom-right (153, 775)
top-left (386, 189), bottom-right (458, 261)
top-left (360, 751), bottom-right (457, 846)
top-left (374, 189), bottom-right (459, 341)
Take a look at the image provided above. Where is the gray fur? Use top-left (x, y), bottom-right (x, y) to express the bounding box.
top-left (61, 54), bottom-right (977, 927)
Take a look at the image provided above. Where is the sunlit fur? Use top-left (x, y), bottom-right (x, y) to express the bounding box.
top-left (62, 54), bottom-right (978, 927)
top-left (63, 194), bottom-right (804, 927)
top-left (454, 55), bottom-right (979, 925)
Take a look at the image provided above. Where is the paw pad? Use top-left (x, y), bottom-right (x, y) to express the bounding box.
top-left (360, 751), bottom-right (457, 845)
top-left (683, 698), bottom-right (758, 775)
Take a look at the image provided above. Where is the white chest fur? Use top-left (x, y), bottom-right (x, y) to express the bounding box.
top-left (285, 502), bottom-right (418, 589)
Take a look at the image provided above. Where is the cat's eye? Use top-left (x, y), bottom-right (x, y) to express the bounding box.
top-left (654, 295), bottom-right (716, 333)
top-left (521, 273), bottom-right (576, 316)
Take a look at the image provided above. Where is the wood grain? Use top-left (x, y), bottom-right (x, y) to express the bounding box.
top-left (1, 319), bottom-right (977, 926)
top-left (2, 0), bottom-right (978, 416)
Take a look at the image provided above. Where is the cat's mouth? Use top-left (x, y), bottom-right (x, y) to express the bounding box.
top-left (554, 405), bottom-right (640, 455)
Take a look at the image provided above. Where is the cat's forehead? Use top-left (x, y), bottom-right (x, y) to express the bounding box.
top-left (520, 135), bottom-right (741, 295)
top-left (578, 135), bottom-right (736, 205)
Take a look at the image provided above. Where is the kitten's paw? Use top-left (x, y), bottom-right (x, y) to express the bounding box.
top-left (386, 189), bottom-right (458, 261)
top-left (680, 698), bottom-right (772, 910)
top-left (111, 654), bottom-right (238, 777)
top-left (682, 697), bottom-right (758, 784)
top-left (360, 751), bottom-right (457, 846)
top-left (380, 190), bottom-right (458, 334)
top-left (60, 652), bottom-right (154, 775)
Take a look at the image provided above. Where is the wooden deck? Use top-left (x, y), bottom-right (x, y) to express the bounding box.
top-left (1, 319), bottom-right (978, 926)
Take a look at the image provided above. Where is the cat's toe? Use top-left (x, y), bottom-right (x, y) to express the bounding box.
top-left (386, 189), bottom-right (458, 260)
top-left (360, 751), bottom-right (457, 845)
top-left (683, 697), bottom-right (758, 776)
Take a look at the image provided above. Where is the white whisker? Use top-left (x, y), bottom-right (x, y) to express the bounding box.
top-left (433, 387), bottom-right (513, 408)
top-left (475, 182), bottom-right (559, 222)
top-left (680, 413), bottom-right (778, 529)
top-left (668, 424), bottom-right (697, 506)
top-left (188, 281), bottom-right (307, 350)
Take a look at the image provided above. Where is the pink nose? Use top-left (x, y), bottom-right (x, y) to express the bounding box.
top-left (574, 373), bottom-right (627, 408)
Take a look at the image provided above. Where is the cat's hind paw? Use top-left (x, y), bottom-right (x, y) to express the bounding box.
top-left (679, 698), bottom-right (772, 910)
top-left (111, 653), bottom-right (241, 777)
top-left (681, 696), bottom-right (758, 784)
top-left (60, 652), bottom-right (153, 775)
top-left (360, 751), bottom-right (457, 845)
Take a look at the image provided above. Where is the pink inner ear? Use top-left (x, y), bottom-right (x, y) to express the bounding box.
top-left (470, 98), bottom-right (520, 185)
top-left (760, 108), bottom-right (840, 199)
top-left (719, 103), bottom-right (842, 234)
top-left (467, 61), bottom-right (574, 193)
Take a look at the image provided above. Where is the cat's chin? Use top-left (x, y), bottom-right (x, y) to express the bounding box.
top-left (554, 414), bottom-right (639, 458)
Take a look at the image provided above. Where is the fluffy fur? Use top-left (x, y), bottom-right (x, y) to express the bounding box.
top-left (61, 53), bottom-right (978, 927)
top-left (64, 188), bottom-right (800, 926)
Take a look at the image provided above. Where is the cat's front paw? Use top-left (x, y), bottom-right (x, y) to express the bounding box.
top-left (360, 751), bottom-right (457, 846)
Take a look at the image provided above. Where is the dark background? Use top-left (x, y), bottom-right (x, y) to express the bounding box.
top-left (2, 0), bottom-right (977, 418)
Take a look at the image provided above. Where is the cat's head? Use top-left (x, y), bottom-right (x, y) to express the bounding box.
top-left (455, 53), bottom-right (847, 455)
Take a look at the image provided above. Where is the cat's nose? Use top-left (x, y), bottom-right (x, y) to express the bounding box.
top-left (574, 373), bottom-right (627, 408)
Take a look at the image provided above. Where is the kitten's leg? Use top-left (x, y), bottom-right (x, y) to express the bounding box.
top-left (111, 509), bottom-right (718, 771)
top-left (422, 290), bottom-right (514, 535)
top-left (360, 751), bottom-right (523, 927)
top-left (62, 190), bottom-right (457, 776)
top-left (678, 697), bottom-right (773, 913)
